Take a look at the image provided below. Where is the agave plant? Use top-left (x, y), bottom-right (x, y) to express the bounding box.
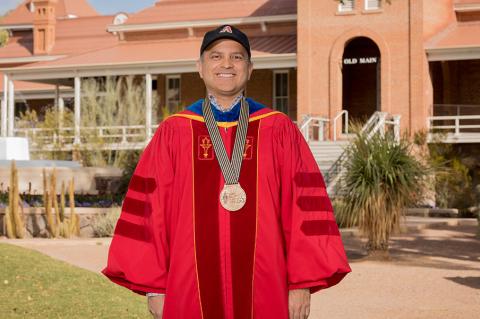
top-left (336, 127), bottom-right (427, 255)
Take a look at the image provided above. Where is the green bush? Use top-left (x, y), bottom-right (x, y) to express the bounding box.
top-left (427, 143), bottom-right (474, 211)
top-left (336, 128), bottom-right (427, 253)
top-left (91, 207), bottom-right (121, 237)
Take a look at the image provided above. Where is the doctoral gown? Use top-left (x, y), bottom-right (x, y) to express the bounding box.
top-left (102, 98), bottom-right (351, 319)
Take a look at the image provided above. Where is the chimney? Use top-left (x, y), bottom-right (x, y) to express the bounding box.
top-left (33, 0), bottom-right (57, 55)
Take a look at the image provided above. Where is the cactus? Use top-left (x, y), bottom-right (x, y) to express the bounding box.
top-left (11, 161), bottom-right (25, 238)
top-left (4, 161), bottom-right (25, 238)
top-left (59, 180), bottom-right (70, 238)
top-left (43, 169), bottom-right (56, 237)
top-left (4, 206), bottom-right (14, 238)
top-left (50, 169), bottom-right (61, 227)
top-left (69, 178), bottom-right (79, 236)
top-left (60, 181), bottom-right (66, 221)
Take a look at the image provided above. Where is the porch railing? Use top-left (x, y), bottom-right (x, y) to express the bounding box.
top-left (14, 124), bottom-right (159, 151)
top-left (300, 110), bottom-right (350, 142)
top-left (427, 114), bottom-right (480, 143)
top-left (299, 116), bottom-right (330, 142)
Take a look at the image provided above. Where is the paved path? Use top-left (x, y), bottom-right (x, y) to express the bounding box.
top-left (1, 237), bottom-right (112, 273)
top-left (2, 217), bottom-right (479, 318)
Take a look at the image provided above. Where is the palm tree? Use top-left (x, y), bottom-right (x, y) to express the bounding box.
top-left (336, 127), bottom-right (427, 257)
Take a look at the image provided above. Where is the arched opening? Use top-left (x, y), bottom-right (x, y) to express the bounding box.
top-left (342, 37), bottom-right (381, 122)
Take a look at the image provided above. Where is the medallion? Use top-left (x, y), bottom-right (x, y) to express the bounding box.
top-left (220, 183), bottom-right (247, 211)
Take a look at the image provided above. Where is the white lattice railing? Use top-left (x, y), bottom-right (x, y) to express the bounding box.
top-left (14, 124), bottom-right (160, 151)
top-left (427, 114), bottom-right (480, 143)
top-left (299, 116), bottom-right (330, 143)
top-left (300, 110), bottom-right (350, 143)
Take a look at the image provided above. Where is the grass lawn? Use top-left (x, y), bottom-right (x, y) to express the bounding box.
top-left (0, 243), bottom-right (150, 318)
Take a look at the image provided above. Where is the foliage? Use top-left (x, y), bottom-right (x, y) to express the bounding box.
top-left (0, 28), bottom-right (8, 47)
top-left (413, 130), bottom-right (475, 211)
top-left (79, 76), bottom-right (158, 167)
top-left (17, 76), bottom-right (159, 168)
top-left (17, 107), bottom-right (75, 161)
top-left (0, 243), bottom-right (149, 318)
top-left (91, 207), bottom-right (121, 237)
top-left (336, 128), bottom-right (428, 253)
top-left (427, 143), bottom-right (474, 211)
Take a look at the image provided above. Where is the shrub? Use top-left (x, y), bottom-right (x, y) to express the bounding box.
top-left (336, 128), bottom-right (428, 254)
top-left (91, 207), bottom-right (121, 237)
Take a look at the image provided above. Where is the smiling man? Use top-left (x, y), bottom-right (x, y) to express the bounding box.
top-left (103, 25), bottom-right (351, 319)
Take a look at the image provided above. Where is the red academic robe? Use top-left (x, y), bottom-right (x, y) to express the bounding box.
top-left (102, 107), bottom-right (351, 319)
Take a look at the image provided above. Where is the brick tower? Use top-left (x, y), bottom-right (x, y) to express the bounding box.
top-left (33, 0), bottom-right (58, 55)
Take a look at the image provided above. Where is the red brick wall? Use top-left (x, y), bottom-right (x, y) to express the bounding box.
top-left (298, 0), bottom-right (433, 137)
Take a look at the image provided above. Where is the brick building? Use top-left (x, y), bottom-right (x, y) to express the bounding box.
top-left (298, 0), bottom-right (480, 141)
top-left (0, 0), bottom-right (479, 146)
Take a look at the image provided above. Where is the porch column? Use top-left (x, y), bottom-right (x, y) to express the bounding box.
top-left (7, 79), bottom-right (15, 137)
top-left (58, 95), bottom-right (65, 129)
top-left (74, 76), bottom-right (81, 144)
top-left (1, 74), bottom-right (7, 137)
top-left (145, 73), bottom-right (153, 140)
top-left (55, 84), bottom-right (64, 129)
top-left (55, 84), bottom-right (60, 108)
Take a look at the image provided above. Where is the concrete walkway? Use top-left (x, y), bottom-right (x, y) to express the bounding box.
top-left (2, 217), bottom-right (479, 318)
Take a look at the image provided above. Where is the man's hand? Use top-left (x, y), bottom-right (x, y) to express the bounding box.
top-left (147, 295), bottom-right (165, 319)
top-left (288, 288), bottom-right (311, 319)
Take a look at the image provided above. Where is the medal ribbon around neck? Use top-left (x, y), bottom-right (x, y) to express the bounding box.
top-left (202, 97), bottom-right (249, 211)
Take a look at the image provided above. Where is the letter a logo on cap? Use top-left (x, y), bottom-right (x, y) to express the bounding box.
top-left (220, 25), bottom-right (233, 34)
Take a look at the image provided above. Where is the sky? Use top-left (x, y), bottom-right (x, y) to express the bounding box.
top-left (0, 0), bottom-right (157, 16)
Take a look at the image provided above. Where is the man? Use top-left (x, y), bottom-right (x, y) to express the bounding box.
top-left (103, 25), bottom-right (351, 319)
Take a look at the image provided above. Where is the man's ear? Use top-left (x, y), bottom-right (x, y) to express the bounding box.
top-left (196, 59), bottom-right (204, 79)
top-left (247, 61), bottom-right (254, 80)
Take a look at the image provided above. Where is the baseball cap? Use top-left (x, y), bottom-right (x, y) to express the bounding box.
top-left (200, 25), bottom-right (251, 58)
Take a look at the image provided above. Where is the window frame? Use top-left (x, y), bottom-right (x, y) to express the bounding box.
top-left (165, 74), bottom-right (181, 110)
top-left (364, 0), bottom-right (381, 11)
top-left (273, 69), bottom-right (290, 115)
top-left (338, 0), bottom-right (355, 12)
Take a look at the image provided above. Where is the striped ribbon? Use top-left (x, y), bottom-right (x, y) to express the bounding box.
top-left (202, 97), bottom-right (249, 185)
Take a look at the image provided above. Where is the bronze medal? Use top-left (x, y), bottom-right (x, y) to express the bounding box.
top-left (220, 183), bottom-right (247, 211)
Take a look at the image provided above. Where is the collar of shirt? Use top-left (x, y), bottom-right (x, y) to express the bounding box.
top-left (208, 93), bottom-right (243, 113)
top-left (186, 97), bottom-right (266, 123)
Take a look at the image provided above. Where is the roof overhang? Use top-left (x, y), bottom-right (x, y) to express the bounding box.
top-left (454, 3), bottom-right (480, 12)
top-left (0, 55), bottom-right (65, 64)
top-left (10, 88), bottom-right (74, 100)
top-left (107, 14), bottom-right (297, 33)
top-left (426, 46), bottom-right (480, 61)
top-left (0, 24), bottom-right (33, 31)
top-left (1, 53), bottom-right (297, 82)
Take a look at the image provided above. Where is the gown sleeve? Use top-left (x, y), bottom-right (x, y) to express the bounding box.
top-left (276, 115), bottom-right (351, 293)
top-left (102, 121), bottom-right (174, 295)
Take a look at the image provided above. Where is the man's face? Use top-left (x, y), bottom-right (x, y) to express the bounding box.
top-left (197, 39), bottom-right (253, 98)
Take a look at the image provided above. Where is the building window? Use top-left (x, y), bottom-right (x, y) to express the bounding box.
top-left (365, 0), bottom-right (381, 10)
top-left (338, 0), bottom-right (355, 12)
top-left (165, 75), bottom-right (181, 110)
top-left (273, 70), bottom-right (289, 115)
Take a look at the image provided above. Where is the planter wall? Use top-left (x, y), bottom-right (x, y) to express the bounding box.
top-left (0, 207), bottom-right (116, 238)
